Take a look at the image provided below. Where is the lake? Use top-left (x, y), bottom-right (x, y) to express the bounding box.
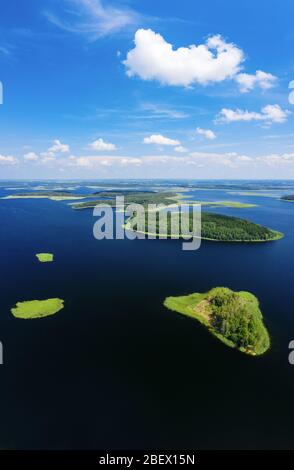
top-left (0, 179), bottom-right (294, 449)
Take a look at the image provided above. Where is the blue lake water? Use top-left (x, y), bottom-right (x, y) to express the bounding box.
top-left (0, 180), bottom-right (294, 449)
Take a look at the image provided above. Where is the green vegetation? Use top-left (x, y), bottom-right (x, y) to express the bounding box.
top-left (11, 298), bottom-right (64, 319)
top-left (3, 191), bottom-right (89, 201)
top-left (3, 189), bottom-right (256, 210)
top-left (72, 191), bottom-right (180, 209)
top-left (229, 191), bottom-right (279, 198)
top-left (36, 253), bottom-right (54, 263)
top-left (127, 211), bottom-right (283, 242)
top-left (191, 200), bottom-right (256, 208)
top-left (281, 195), bottom-right (294, 202)
top-left (164, 287), bottom-right (270, 355)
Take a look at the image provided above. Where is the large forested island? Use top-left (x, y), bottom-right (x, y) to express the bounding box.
top-left (127, 211), bottom-right (283, 242)
top-left (164, 287), bottom-right (270, 355)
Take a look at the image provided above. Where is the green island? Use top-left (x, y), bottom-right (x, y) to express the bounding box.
top-left (36, 253), bottom-right (54, 263)
top-left (71, 191), bottom-right (256, 210)
top-left (2, 189), bottom-right (257, 210)
top-left (281, 195), bottom-right (294, 202)
top-left (126, 211), bottom-right (283, 242)
top-left (71, 190), bottom-right (181, 209)
top-left (11, 298), bottom-right (64, 319)
top-left (2, 191), bottom-right (89, 201)
top-left (164, 287), bottom-right (270, 355)
top-left (189, 200), bottom-right (256, 208)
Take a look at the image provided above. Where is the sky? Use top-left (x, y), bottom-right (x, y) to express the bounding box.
top-left (0, 0), bottom-right (294, 179)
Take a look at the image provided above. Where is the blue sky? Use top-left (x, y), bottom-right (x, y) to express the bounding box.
top-left (0, 0), bottom-right (294, 179)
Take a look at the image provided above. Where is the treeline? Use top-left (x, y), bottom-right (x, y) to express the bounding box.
top-left (139, 211), bottom-right (282, 241)
top-left (207, 287), bottom-right (270, 354)
top-left (73, 191), bottom-right (178, 209)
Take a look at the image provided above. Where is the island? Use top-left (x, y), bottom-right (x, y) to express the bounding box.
top-left (2, 191), bottom-right (89, 201)
top-left (71, 191), bottom-right (181, 209)
top-left (281, 195), bottom-right (294, 202)
top-left (164, 287), bottom-right (270, 355)
top-left (2, 188), bottom-right (258, 210)
top-left (71, 191), bottom-right (256, 210)
top-left (125, 211), bottom-right (283, 242)
top-left (11, 298), bottom-right (64, 319)
top-left (36, 253), bottom-right (54, 263)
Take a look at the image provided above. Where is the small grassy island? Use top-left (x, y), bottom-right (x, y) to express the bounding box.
top-left (164, 287), bottom-right (270, 356)
top-left (11, 298), bottom-right (64, 319)
top-left (126, 211), bottom-right (283, 242)
top-left (36, 253), bottom-right (54, 263)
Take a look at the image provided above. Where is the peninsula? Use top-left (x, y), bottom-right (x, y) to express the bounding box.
top-left (126, 211), bottom-right (283, 242)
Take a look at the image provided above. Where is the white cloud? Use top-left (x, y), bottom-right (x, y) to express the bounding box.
top-left (235, 70), bottom-right (277, 93)
top-left (90, 138), bottom-right (117, 151)
top-left (143, 134), bottom-right (180, 146)
top-left (68, 156), bottom-right (92, 167)
top-left (35, 150), bottom-right (294, 175)
top-left (218, 104), bottom-right (289, 124)
top-left (124, 29), bottom-right (244, 87)
top-left (0, 154), bottom-right (18, 165)
top-left (188, 151), bottom-right (253, 167)
top-left (196, 127), bottom-right (217, 140)
top-left (141, 102), bottom-right (189, 119)
top-left (41, 156), bottom-right (56, 164)
top-left (48, 139), bottom-right (70, 153)
top-left (120, 158), bottom-right (142, 166)
top-left (23, 152), bottom-right (39, 161)
top-left (68, 155), bottom-right (141, 168)
top-left (45, 0), bottom-right (140, 40)
top-left (174, 146), bottom-right (188, 153)
top-left (258, 153), bottom-right (294, 166)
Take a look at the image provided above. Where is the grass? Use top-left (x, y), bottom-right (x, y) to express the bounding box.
top-left (11, 298), bottom-right (64, 319)
top-left (164, 289), bottom-right (270, 356)
top-left (36, 253), bottom-right (54, 262)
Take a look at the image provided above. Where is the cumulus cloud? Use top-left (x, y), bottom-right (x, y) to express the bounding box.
top-left (143, 134), bottom-right (180, 146)
top-left (48, 139), bottom-right (70, 153)
top-left (23, 152), bottom-right (39, 161)
top-left (258, 153), bottom-right (294, 166)
top-left (196, 127), bottom-right (217, 140)
top-left (218, 104), bottom-right (289, 124)
top-left (68, 155), bottom-right (142, 168)
top-left (0, 154), bottom-right (18, 165)
top-left (45, 0), bottom-right (140, 40)
top-left (34, 150), bottom-right (294, 175)
top-left (188, 151), bottom-right (253, 168)
top-left (235, 70), bottom-right (277, 93)
top-left (174, 146), bottom-right (188, 153)
top-left (124, 29), bottom-right (244, 87)
top-left (40, 156), bottom-right (57, 164)
top-left (90, 138), bottom-right (117, 151)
